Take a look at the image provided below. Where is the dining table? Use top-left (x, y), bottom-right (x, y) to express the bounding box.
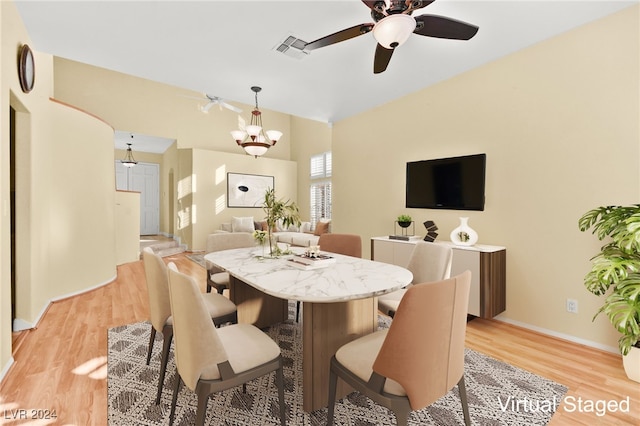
top-left (204, 246), bottom-right (413, 412)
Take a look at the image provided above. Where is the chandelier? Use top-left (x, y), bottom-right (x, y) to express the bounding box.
top-left (230, 86), bottom-right (282, 158)
top-left (121, 134), bottom-right (138, 167)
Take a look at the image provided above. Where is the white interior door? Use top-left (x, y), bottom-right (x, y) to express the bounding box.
top-left (115, 161), bottom-right (160, 235)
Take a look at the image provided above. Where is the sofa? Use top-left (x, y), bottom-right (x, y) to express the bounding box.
top-left (217, 216), bottom-right (331, 247)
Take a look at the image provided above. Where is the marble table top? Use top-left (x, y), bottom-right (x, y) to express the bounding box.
top-left (204, 247), bottom-right (413, 303)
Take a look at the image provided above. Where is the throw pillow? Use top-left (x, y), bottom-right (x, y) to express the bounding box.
top-left (314, 220), bottom-right (330, 236)
top-left (300, 222), bottom-right (311, 233)
top-left (231, 216), bottom-right (255, 233)
top-left (287, 223), bottom-right (300, 232)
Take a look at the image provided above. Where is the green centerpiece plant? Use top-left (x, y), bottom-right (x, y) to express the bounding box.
top-left (578, 205), bottom-right (640, 360)
top-left (261, 188), bottom-right (301, 257)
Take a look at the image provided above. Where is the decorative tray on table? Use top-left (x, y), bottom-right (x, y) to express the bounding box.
top-left (286, 253), bottom-right (336, 270)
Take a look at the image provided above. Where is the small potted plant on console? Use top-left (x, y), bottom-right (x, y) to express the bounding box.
top-left (397, 214), bottom-right (413, 228)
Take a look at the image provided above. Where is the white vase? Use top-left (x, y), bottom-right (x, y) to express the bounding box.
top-left (623, 346), bottom-right (640, 383)
top-left (450, 217), bottom-right (478, 246)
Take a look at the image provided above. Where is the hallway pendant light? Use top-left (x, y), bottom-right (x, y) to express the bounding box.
top-left (121, 135), bottom-right (138, 167)
top-left (230, 86), bottom-right (283, 158)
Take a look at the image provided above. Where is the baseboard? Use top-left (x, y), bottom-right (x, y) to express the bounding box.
top-left (0, 356), bottom-right (15, 384)
top-left (12, 273), bottom-right (117, 332)
top-left (493, 315), bottom-right (619, 354)
top-left (12, 318), bottom-right (34, 332)
top-left (51, 274), bottom-right (118, 303)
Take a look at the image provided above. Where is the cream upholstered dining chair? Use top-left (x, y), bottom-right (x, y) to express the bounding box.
top-left (377, 241), bottom-right (453, 318)
top-left (205, 232), bottom-right (255, 294)
top-left (328, 271), bottom-right (472, 426)
top-left (166, 263), bottom-right (287, 426)
top-left (294, 233), bottom-right (363, 322)
top-left (141, 247), bottom-right (238, 404)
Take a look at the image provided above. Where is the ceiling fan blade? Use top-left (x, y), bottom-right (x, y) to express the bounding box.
top-left (304, 23), bottom-right (374, 51)
top-left (361, 0), bottom-right (383, 11)
top-left (413, 14), bottom-right (479, 40)
top-left (220, 101), bottom-right (242, 113)
top-left (201, 102), bottom-right (215, 113)
top-left (373, 43), bottom-right (394, 74)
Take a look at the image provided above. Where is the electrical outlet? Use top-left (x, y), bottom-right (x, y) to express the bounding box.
top-left (566, 298), bottom-right (578, 314)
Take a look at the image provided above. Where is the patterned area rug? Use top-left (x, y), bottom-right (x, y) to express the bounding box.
top-left (108, 314), bottom-right (567, 425)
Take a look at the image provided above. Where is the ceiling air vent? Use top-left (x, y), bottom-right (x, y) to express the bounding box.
top-left (274, 35), bottom-right (309, 60)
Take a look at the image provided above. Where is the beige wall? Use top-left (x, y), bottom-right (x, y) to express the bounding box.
top-left (190, 150), bottom-right (298, 251)
top-left (333, 6), bottom-right (639, 351)
top-left (176, 149), bottom-right (194, 247)
top-left (290, 116), bottom-right (332, 220)
top-left (53, 58), bottom-right (293, 160)
top-left (115, 191), bottom-right (140, 265)
top-left (162, 143), bottom-right (180, 237)
top-left (55, 58), bottom-right (308, 246)
top-left (1, 1), bottom-right (119, 376)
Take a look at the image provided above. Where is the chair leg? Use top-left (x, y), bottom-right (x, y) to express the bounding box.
top-left (295, 301), bottom-right (301, 323)
top-left (327, 361), bottom-right (338, 425)
top-left (206, 271), bottom-right (213, 293)
top-left (275, 365), bottom-right (286, 426)
top-left (393, 409), bottom-right (409, 426)
top-left (146, 326), bottom-right (156, 365)
top-left (458, 376), bottom-right (471, 426)
top-left (216, 286), bottom-right (225, 295)
top-left (156, 326), bottom-right (173, 404)
top-left (195, 386), bottom-right (210, 426)
top-left (169, 375), bottom-right (182, 426)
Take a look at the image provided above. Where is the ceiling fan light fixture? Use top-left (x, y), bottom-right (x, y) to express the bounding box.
top-left (372, 14), bottom-right (416, 49)
top-left (230, 86), bottom-right (282, 158)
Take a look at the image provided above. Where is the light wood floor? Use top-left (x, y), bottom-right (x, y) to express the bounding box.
top-left (1, 253), bottom-right (638, 425)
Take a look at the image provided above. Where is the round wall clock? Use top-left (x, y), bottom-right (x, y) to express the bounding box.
top-left (18, 44), bottom-right (35, 93)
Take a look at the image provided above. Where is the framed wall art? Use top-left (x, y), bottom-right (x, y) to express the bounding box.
top-left (227, 172), bottom-right (274, 208)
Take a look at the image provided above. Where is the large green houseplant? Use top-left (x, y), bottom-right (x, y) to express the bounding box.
top-left (578, 205), bottom-right (640, 359)
top-left (261, 188), bottom-right (301, 257)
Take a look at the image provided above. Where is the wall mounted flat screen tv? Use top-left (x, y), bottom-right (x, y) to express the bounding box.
top-left (406, 153), bottom-right (486, 211)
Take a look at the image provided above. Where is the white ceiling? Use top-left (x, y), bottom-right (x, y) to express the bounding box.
top-left (114, 130), bottom-right (175, 154)
top-left (15, 1), bottom-right (637, 125)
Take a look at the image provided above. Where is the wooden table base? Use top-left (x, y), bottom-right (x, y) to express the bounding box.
top-left (302, 298), bottom-right (377, 412)
top-left (228, 275), bottom-right (288, 328)
top-left (228, 276), bottom-right (377, 412)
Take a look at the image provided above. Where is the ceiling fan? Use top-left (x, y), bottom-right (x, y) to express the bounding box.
top-left (185, 93), bottom-right (243, 113)
top-left (201, 94), bottom-right (243, 113)
top-left (304, 0), bottom-right (479, 74)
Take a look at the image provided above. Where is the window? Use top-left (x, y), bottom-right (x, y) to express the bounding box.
top-left (310, 152), bottom-right (331, 227)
